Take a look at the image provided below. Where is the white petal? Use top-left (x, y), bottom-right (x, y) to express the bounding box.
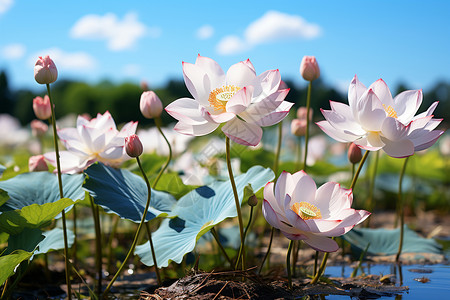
top-left (354, 136), bottom-right (383, 151)
top-left (411, 130), bottom-right (444, 151)
top-left (413, 101), bottom-right (439, 120)
top-left (252, 69), bottom-right (281, 99)
top-left (225, 60), bottom-right (256, 88)
top-left (368, 79), bottom-right (394, 107)
top-left (262, 199), bottom-right (283, 229)
top-left (226, 86), bottom-right (252, 115)
top-left (348, 75), bottom-right (367, 114)
top-left (252, 101), bottom-right (294, 127)
top-left (290, 171), bottom-right (316, 204)
top-left (201, 107), bottom-right (236, 124)
top-left (381, 138), bottom-right (414, 158)
top-left (356, 89), bottom-right (386, 131)
top-left (394, 89), bottom-right (422, 124)
top-left (240, 89), bottom-right (290, 123)
top-left (221, 118), bottom-right (262, 146)
top-left (381, 117), bottom-right (409, 141)
top-left (303, 233), bottom-right (339, 252)
top-left (316, 120), bottom-right (360, 143)
top-left (173, 121), bottom-right (219, 136)
top-left (182, 62), bottom-right (211, 105)
top-left (322, 103), bottom-right (366, 136)
top-left (165, 98), bottom-right (207, 125)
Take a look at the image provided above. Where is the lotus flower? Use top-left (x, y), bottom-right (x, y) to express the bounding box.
top-left (262, 170), bottom-right (370, 252)
top-left (44, 111), bottom-right (137, 174)
top-left (165, 55), bottom-right (293, 146)
top-left (317, 75), bottom-right (444, 158)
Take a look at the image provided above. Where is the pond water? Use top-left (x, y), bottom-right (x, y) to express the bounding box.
top-left (321, 263), bottom-right (450, 299)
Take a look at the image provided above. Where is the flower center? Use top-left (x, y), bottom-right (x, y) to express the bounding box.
top-left (208, 85), bottom-right (241, 111)
top-left (291, 202), bottom-right (322, 220)
top-left (382, 104), bottom-right (398, 118)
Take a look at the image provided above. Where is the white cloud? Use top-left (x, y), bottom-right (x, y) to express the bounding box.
top-left (216, 10), bottom-right (321, 55)
top-left (30, 48), bottom-right (97, 72)
top-left (0, 0), bottom-right (13, 15)
top-left (70, 12), bottom-right (155, 51)
top-left (196, 25), bottom-right (214, 40)
top-left (216, 35), bottom-right (248, 56)
top-left (2, 43), bottom-right (25, 59)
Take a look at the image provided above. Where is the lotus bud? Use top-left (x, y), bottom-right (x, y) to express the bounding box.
top-left (29, 155), bottom-right (48, 172)
top-left (140, 80), bottom-right (149, 91)
top-left (291, 118), bottom-right (307, 137)
top-left (300, 56), bottom-right (320, 81)
top-left (296, 107), bottom-right (313, 121)
top-left (31, 119), bottom-right (48, 137)
top-left (140, 91), bottom-right (163, 119)
top-left (348, 143), bottom-right (363, 164)
top-left (248, 195), bottom-right (258, 207)
top-left (33, 95), bottom-right (52, 120)
top-left (34, 55), bottom-right (58, 84)
top-left (125, 134), bottom-right (143, 157)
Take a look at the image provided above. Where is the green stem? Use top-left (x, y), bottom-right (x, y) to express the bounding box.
top-left (258, 227), bottom-right (274, 274)
top-left (313, 251), bottom-right (318, 276)
top-left (235, 206), bottom-right (254, 270)
top-left (102, 156), bottom-right (153, 298)
top-left (366, 151), bottom-right (379, 227)
top-left (145, 222), bottom-right (162, 285)
top-left (72, 205), bottom-right (77, 268)
top-left (107, 214), bottom-right (120, 275)
top-left (303, 81), bottom-right (312, 171)
top-left (350, 150), bottom-right (370, 190)
top-left (311, 250), bottom-right (330, 284)
top-left (395, 157), bottom-right (410, 262)
top-left (89, 193), bottom-right (103, 296)
top-left (225, 137), bottom-right (245, 270)
top-left (273, 122), bottom-right (283, 176)
top-left (152, 117), bottom-right (172, 189)
top-left (211, 227), bottom-right (233, 266)
top-left (286, 240), bottom-right (294, 289)
top-left (46, 83), bottom-right (71, 300)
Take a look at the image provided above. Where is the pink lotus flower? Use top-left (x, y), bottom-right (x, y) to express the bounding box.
top-left (33, 95), bottom-right (52, 120)
top-left (29, 155), bottom-right (48, 172)
top-left (317, 75), bottom-right (444, 158)
top-left (165, 55), bottom-right (293, 146)
top-left (34, 55), bottom-right (58, 85)
top-left (44, 111), bottom-right (137, 174)
top-left (262, 171), bottom-right (370, 252)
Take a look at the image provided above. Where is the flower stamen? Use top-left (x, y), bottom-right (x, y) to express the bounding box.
top-left (292, 202), bottom-right (322, 220)
top-left (383, 104), bottom-right (398, 118)
top-left (208, 85), bottom-right (241, 111)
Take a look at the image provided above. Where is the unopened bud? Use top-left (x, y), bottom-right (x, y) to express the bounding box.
top-left (296, 107), bottom-right (313, 121)
top-left (34, 55), bottom-right (58, 84)
top-left (33, 95), bottom-right (52, 120)
top-left (31, 119), bottom-right (48, 137)
top-left (291, 119), bottom-right (307, 137)
top-left (348, 143), bottom-right (363, 164)
top-left (300, 56), bottom-right (320, 81)
top-left (125, 134), bottom-right (143, 157)
top-left (140, 91), bottom-right (163, 119)
top-left (29, 155), bottom-right (48, 172)
top-left (248, 195), bottom-right (258, 207)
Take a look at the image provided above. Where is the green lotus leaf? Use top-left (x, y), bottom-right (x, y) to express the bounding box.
top-left (83, 162), bottom-right (177, 222)
top-left (135, 165), bottom-right (274, 267)
top-left (0, 250), bottom-right (33, 286)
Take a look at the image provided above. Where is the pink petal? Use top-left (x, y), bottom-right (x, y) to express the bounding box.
top-left (354, 136), bottom-right (383, 151)
top-left (262, 199), bottom-right (283, 229)
top-left (316, 120), bottom-right (360, 143)
top-left (367, 78), bottom-right (394, 107)
top-left (173, 121), bottom-right (219, 136)
top-left (165, 98), bottom-right (207, 125)
top-left (348, 75), bottom-right (367, 114)
top-left (381, 138), bottom-right (414, 158)
top-left (303, 233), bottom-right (339, 252)
top-left (221, 118), bottom-right (262, 146)
top-left (182, 62), bottom-right (211, 104)
top-left (201, 107), bottom-right (236, 124)
top-left (252, 69), bottom-right (282, 100)
top-left (381, 117), bottom-right (409, 141)
top-left (411, 130), bottom-right (444, 152)
top-left (253, 101), bottom-right (294, 127)
top-left (356, 89), bottom-right (386, 131)
top-left (225, 60), bottom-right (256, 88)
top-left (226, 86), bottom-right (252, 114)
top-left (290, 171), bottom-right (317, 204)
top-left (413, 101), bottom-right (439, 120)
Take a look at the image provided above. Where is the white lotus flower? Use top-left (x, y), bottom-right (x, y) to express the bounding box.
top-left (317, 75), bottom-right (444, 158)
top-left (263, 170), bottom-right (370, 252)
top-left (165, 55), bottom-right (293, 146)
top-left (44, 111), bottom-right (137, 173)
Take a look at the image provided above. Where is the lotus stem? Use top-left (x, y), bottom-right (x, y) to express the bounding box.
top-left (366, 151), bottom-right (379, 227)
top-left (349, 150), bottom-right (370, 190)
top-left (258, 227), bottom-right (275, 274)
top-left (395, 156), bottom-right (410, 262)
top-left (273, 121), bottom-right (283, 176)
top-left (303, 81), bottom-right (312, 172)
top-left (286, 240), bottom-right (294, 289)
top-left (211, 227), bottom-right (233, 266)
top-left (313, 251), bottom-right (318, 276)
top-left (225, 137), bottom-right (245, 270)
top-left (107, 214), bottom-right (120, 274)
top-left (235, 205), bottom-right (254, 270)
top-left (152, 117), bottom-right (172, 189)
top-left (102, 156), bottom-right (153, 298)
top-left (46, 83), bottom-right (72, 300)
top-left (88, 193), bottom-right (103, 296)
top-left (310, 250), bottom-right (329, 284)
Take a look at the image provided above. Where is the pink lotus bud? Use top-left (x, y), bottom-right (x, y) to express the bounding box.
top-left (291, 118), bottom-right (307, 137)
top-left (125, 134), bottom-right (143, 157)
top-left (300, 56), bottom-right (320, 81)
top-left (29, 155), bottom-right (48, 172)
top-left (248, 195), bottom-right (258, 207)
top-left (140, 91), bottom-right (163, 119)
top-left (348, 143), bottom-right (363, 164)
top-left (296, 107), bottom-right (313, 121)
top-left (33, 95), bottom-right (52, 120)
top-left (34, 55), bottom-right (58, 84)
top-left (140, 80), bottom-right (149, 91)
top-left (31, 119), bottom-right (48, 137)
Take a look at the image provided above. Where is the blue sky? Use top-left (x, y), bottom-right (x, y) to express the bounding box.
top-left (1, 0), bottom-right (449, 95)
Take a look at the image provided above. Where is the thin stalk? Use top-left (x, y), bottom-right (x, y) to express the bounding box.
top-left (1, 278), bottom-right (7, 299)
top-left (313, 251), bottom-right (318, 276)
top-left (235, 206), bottom-right (254, 270)
top-left (107, 214), bottom-right (120, 274)
top-left (46, 83), bottom-right (71, 300)
top-left (152, 117), bottom-right (172, 189)
top-left (273, 122), bottom-right (283, 176)
top-left (303, 81), bottom-right (312, 171)
top-left (211, 227), bottom-right (233, 265)
top-left (311, 250), bottom-right (329, 284)
top-left (286, 240), bottom-right (294, 289)
top-left (225, 137), bottom-right (245, 270)
top-left (102, 156), bottom-right (153, 298)
top-left (350, 151), bottom-right (370, 190)
top-left (258, 227), bottom-right (274, 274)
top-left (72, 205), bottom-right (77, 268)
top-left (395, 157), bottom-right (410, 262)
top-left (145, 222), bottom-right (162, 285)
top-left (366, 151), bottom-right (379, 227)
top-left (89, 193), bottom-right (103, 296)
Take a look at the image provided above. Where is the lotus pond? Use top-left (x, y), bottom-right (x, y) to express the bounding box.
top-left (0, 55), bottom-right (449, 299)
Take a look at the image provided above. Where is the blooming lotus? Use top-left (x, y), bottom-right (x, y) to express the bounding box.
top-left (165, 55), bottom-right (293, 146)
top-left (317, 75), bottom-right (444, 158)
top-left (262, 171), bottom-right (370, 252)
top-left (44, 111), bottom-right (137, 174)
